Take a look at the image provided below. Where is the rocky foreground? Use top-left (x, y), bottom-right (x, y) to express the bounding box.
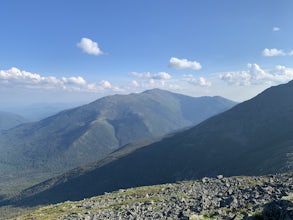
top-left (12, 173), bottom-right (293, 220)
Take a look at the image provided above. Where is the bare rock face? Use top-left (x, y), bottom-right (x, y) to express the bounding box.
top-left (15, 173), bottom-right (293, 220)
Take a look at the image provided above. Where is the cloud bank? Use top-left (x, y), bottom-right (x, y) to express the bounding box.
top-left (183, 74), bottom-right (211, 87)
top-left (3, 63), bottom-right (293, 105)
top-left (131, 71), bottom-right (172, 80)
top-left (0, 67), bottom-right (116, 92)
top-left (77, 37), bottom-right (103, 56)
top-left (219, 64), bottom-right (293, 86)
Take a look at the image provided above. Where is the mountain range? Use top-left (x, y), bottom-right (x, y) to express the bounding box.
top-left (0, 89), bottom-right (235, 196)
top-left (0, 102), bottom-right (85, 121)
top-left (0, 111), bottom-right (27, 130)
top-left (11, 81), bottom-right (293, 206)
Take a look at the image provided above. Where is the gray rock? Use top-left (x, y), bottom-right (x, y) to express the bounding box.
top-left (217, 175), bottom-right (224, 180)
top-left (35, 173), bottom-right (293, 220)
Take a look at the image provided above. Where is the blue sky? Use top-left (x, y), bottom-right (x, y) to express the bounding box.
top-left (1, 0), bottom-right (293, 105)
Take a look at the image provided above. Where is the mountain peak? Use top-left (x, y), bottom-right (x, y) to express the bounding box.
top-left (142, 88), bottom-right (171, 95)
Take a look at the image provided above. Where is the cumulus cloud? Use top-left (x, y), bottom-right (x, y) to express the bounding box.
top-left (274, 65), bottom-right (293, 79)
top-left (262, 48), bottom-right (285, 57)
top-left (100, 80), bottom-right (112, 89)
top-left (130, 70), bottom-right (214, 92)
top-left (129, 71), bottom-right (174, 89)
top-left (99, 80), bottom-right (123, 92)
top-left (272, 27), bottom-right (280, 32)
top-left (169, 57), bottom-right (202, 70)
top-left (262, 48), bottom-right (293, 57)
top-left (61, 76), bottom-right (87, 86)
top-left (219, 63), bottom-right (293, 86)
top-left (183, 74), bottom-right (211, 87)
top-left (131, 80), bottom-right (139, 87)
top-left (77, 37), bottom-right (103, 56)
top-left (131, 71), bottom-right (172, 80)
top-left (198, 77), bottom-right (211, 86)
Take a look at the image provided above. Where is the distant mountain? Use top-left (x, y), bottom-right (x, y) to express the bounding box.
top-left (0, 89), bottom-right (235, 194)
top-left (12, 81), bottom-right (293, 206)
top-left (1, 102), bottom-right (85, 121)
top-left (0, 111), bottom-right (27, 130)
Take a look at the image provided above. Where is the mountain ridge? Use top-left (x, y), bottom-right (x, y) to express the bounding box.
top-left (10, 81), bottom-right (293, 205)
top-left (0, 89), bottom-right (235, 196)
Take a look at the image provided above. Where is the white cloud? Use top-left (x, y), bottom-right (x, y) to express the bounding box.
top-left (154, 72), bottom-right (172, 80)
top-left (219, 63), bottom-right (293, 86)
top-left (131, 80), bottom-right (139, 87)
top-left (274, 65), bottom-right (293, 80)
top-left (262, 48), bottom-right (285, 57)
top-left (61, 76), bottom-right (87, 86)
top-left (100, 80), bottom-right (112, 89)
top-left (130, 70), bottom-right (214, 94)
top-left (100, 80), bottom-right (123, 92)
top-left (183, 74), bottom-right (211, 87)
top-left (262, 48), bottom-right (293, 57)
top-left (169, 57), bottom-right (202, 70)
top-left (77, 37), bottom-right (103, 56)
top-left (198, 77), bottom-right (211, 86)
top-left (131, 71), bottom-right (172, 80)
top-left (219, 71), bottom-right (251, 86)
top-left (130, 71), bottom-right (172, 88)
top-left (272, 27), bottom-right (280, 32)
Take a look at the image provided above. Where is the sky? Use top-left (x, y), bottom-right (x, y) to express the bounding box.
top-left (1, 0), bottom-right (293, 106)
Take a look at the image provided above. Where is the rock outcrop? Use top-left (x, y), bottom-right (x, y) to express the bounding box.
top-left (14, 172), bottom-right (293, 220)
